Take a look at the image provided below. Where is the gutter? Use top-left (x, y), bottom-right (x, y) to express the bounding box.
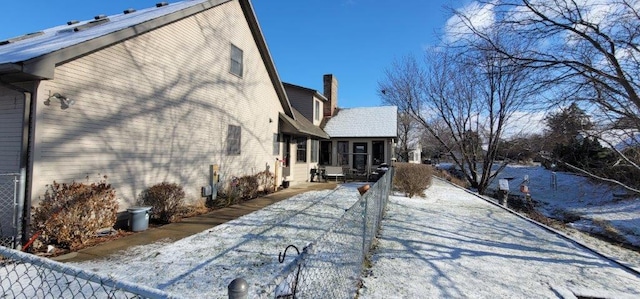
top-left (0, 79), bottom-right (34, 249)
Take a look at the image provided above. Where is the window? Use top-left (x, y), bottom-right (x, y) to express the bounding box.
top-left (372, 140), bottom-right (385, 165)
top-left (273, 133), bottom-right (280, 155)
top-left (311, 140), bottom-right (319, 162)
top-left (296, 138), bottom-right (307, 162)
top-left (230, 44), bottom-right (243, 77)
top-left (337, 141), bottom-right (349, 166)
top-left (227, 125), bottom-right (241, 155)
top-left (314, 100), bottom-right (320, 121)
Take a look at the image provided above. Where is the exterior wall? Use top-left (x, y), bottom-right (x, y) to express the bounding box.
top-left (283, 85), bottom-right (324, 126)
top-left (30, 0), bottom-right (283, 209)
top-left (0, 88), bottom-right (24, 173)
top-left (285, 88), bottom-right (313, 121)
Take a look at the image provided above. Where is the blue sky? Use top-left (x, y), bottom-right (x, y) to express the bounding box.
top-left (0, 0), bottom-right (458, 108)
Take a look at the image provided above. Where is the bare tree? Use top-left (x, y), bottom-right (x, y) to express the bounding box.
top-left (454, 0), bottom-right (640, 193)
top-left (379, 41), bottom-right (535, 194)
top-left (396, 112), bottom-right (417, 162)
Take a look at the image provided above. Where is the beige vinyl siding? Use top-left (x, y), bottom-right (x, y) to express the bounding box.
top-left (0, 89), bottom-right (24, 173)
top-left (31, 1), bottom-right (282, 209)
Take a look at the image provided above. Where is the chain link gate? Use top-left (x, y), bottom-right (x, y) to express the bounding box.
top-left (0, 174), bottom-right (20, 248)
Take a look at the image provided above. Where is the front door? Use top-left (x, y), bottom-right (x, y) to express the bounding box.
top-left (353, 143), bottom-right (367, 173)
top-left (320, 141), bottom-right (331, 165)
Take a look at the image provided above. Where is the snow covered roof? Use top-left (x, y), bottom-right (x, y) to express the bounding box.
top-left (0, 1), bottom-right (221, 66)
top-left (0, 0), bottom-right (295, 117)
top-left (323, 106), bottom-right (397, 138)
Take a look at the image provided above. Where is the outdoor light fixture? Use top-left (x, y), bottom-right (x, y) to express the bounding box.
top-left (45, 93), bottom-right (75, 109)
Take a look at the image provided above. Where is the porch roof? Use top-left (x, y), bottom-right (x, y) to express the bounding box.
top-left (279, 108), bottom-right (329, 139)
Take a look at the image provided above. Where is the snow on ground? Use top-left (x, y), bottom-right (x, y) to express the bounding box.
top-left (68, 174), bottom-right (640, 298)
top-left (488, 165), bottom-right (640, 247)
top-left (359, 179), bottom-right (640, 298)
top-left (72, 185), bottom-right (362, 298)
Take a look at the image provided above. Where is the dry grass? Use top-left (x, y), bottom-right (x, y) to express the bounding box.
top-left (433, 169), bottom-right (470, 188)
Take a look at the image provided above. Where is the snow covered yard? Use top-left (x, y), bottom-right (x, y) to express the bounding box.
top-left (489, 165), bottom-right (640, 247)
top-left (359, 179), bottom-right (640, 298)
top-left (71, 185), bottom-right (363, 298)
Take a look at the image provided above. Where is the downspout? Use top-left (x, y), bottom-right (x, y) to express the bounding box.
top-left (0, 79), bottom-right (34, 249)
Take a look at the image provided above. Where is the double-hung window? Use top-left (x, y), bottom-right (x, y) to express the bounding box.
top-left (230, 44), bottom-right (243, 77)
top-left (297, 138), bottom-right (307, 163)
top-left (227, 125), bottom-right (241, 155)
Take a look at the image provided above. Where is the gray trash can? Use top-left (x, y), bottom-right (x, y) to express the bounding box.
top-left (127, 206), bottom-right (152, 232)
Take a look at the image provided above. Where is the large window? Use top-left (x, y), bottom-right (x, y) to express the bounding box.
top-left (372, 140), bottom-right (385, 165)
top-left (337, 141), bottom-right (349, 166)
top-left (296, 138), bottom-right (307, 163)
top-left (230, 44), bottom-right (243, 77)
top-left (311, 140), bottom-right (319, 163)
top-left (227, 125), bottom-right (241, 155)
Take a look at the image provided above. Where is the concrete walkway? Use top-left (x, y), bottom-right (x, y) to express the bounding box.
top-left (55, 182), bottom-right (337, 263)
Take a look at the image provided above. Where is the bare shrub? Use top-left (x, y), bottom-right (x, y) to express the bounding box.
top-left (255, 170), bottom-right (276, 194)
top-left (236, 175), bottom-right (259, 200)
top-left (393, 163), bottom-right (433, 198)
top-left (138, 182), bottom-right (185, 224)
top-left (32, 177), bottom-right (118, 250)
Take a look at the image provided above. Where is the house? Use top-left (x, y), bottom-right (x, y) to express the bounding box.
top-left (408, 144), bottom-right (422, 164)
top-left (284, 75), bottom-right (398, 178)
top-left (0, 0), bottom-right (315, 242)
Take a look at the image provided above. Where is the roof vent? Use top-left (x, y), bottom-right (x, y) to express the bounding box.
top-left (67, 20), bottom-right (79, 26)
top-left (123, 8), bottom-right (137, 14)
top-left (0, 31), bottom-right (44, 46)
top-left (156, 2), bottom-right (169, 7)
top-left (94, 14), bottom-right (107, 20)
top-left (73, 17), bottom-right (110, 32)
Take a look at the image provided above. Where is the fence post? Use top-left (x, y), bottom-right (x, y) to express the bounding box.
top-left (228, 277), bottom-right (248, 299)
top-left (362, 194), bottom-right (369, 258)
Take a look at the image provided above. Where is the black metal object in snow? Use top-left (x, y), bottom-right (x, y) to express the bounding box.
top-left (277, 245), bottom-right (302, 299)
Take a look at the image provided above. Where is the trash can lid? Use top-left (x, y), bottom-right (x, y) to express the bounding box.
top-left (127, 206), bottom-right (152, 212)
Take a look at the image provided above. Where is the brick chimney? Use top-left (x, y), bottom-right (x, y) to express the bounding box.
top-left (323, 74), bottom-right (338, 117)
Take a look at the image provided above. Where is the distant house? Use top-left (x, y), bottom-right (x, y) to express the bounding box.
top-left (408, 144), bottom-right (422, 164)
top-left (284, 75), bottom-right (398, 177)
top-left (0, 0), bottom-right (317, 240)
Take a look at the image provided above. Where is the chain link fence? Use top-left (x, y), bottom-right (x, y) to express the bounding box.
top-left (257, 168), bottom-right (393, 298)
top-left (0, 173), bottom-right (20, 248)
top-left (0, 245), bottom-right (182, 299)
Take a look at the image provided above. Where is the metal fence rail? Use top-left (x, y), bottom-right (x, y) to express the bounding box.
top-left (258, 168), bottom-right (393, 298)
top-left (0, 173), bottom-right (20, 248)
top-left (0, 246), bottom-right (182, 299)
